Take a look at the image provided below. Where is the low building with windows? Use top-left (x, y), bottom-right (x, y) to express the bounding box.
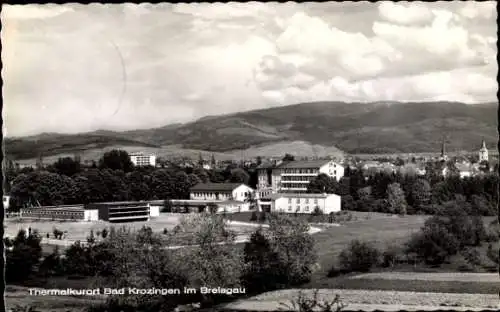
top-left (190, 183), bottom-right (255, 202)
top-left (20, 205), bottom-right (99, 222)
top-left (130, 152), bottom-right (156, 167)
top-left (259, 193), bottom-right (341, 214)
top-left (86, 201), bottom-right (152, 222)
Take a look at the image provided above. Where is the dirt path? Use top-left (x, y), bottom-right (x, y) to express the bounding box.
top-left (350, 272), bottom-right (500, 283)
top-left (221, 288), bottom-right (500, 311)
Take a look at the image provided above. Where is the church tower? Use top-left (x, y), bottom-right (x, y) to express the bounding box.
top-left (479, 140), bottom-right (488, 162)
top-left (440, 137), bottom-right (448, 161)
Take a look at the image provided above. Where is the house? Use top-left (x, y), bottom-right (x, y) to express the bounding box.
top-left (258, 193), bottom-right (341, 214)
top-left (269, 160), bottom-right (344, 193)
top-left (190, 183), bottom-right (255, 202)
top-left (130, 152), bottom-right (156, 167)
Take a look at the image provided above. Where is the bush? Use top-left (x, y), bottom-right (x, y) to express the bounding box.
top-left (339, 240), bottom-right (380, 272)
top-left (279, 290), bottom-right (346, 312)
top-left (328, 212), bottom-right (335, 223)
top-left (461, 247), bottom-right (481, 266)
top-left (250, 211), bottom-right (258, 222)
top-left (312, 206), bottom-right (323, 216)
top-left (101, 228), bottom-right (108, 239)
top-left (381, 246), bottom-right (401, 268)
top-left (258, 212), bottom-right (267, 222)
top-left (486, 244), bottom-right (499, 264)
top-left (406, 218), bottom-right (460, 265)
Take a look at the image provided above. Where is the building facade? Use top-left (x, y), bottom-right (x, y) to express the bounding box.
top-left (258, 193), bottom-right (341, 214)
top-left (20, 205), bottom-right (99, 222)
top-left (263, 160), bottom-right (344, 193)
top-left (86, 201), bottom-right (151, 222)
top-left (130, 152), bottom-right (156, 167)
top-left (190, 183), bottom-right (255, 202)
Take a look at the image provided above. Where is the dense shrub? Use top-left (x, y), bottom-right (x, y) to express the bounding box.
top-left (461, 248), bottom-right (481, 266)
top-left (258, 211), bottom-right (267, 222)
top-left (312, 206), bottom-right (323, 216)
top-left (250, 211), bottom-right (258, 221)
top-left (406, 217), bottom-right (460, 265)
top-left (339, 240), bottom-right (380, 272)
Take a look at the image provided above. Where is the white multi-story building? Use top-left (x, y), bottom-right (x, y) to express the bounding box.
top-left (130, 152), bottom-right (156, 167)
top-left (258, 160), bottom-right (344, 193)
top-left (258, 193), bottom-right (341, 214)
top-left (190, 183), bottom-right (255, 202)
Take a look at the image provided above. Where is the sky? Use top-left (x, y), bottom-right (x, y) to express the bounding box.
top-left (2, 2), bottom-right (498, 137)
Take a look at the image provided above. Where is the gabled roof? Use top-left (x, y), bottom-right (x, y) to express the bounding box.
top-left (190, 183), bottom-right (245, 192)
top-left (276, 160), bottom-right (334, 169)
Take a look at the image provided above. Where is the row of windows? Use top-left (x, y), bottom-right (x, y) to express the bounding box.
top-left (287, 205), bottom-right (310, 212)
top-left (281, 169), bottom-right (318, 174)
top-left (288, 198), bottom-right (319, 204)
top-left (281, 176), bottom-right (314, 182)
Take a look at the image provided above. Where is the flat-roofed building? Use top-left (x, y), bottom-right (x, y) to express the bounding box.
top-left (167, 199), bottom-right (250, 213)
top-left (259, 193), bottom-right (341, 214)
top-left (270, 160), bottom-right (344, 193)
top-left (20, 205), bottom-right (99, 222)
top-left (130, 152), bottom-right (156, 167)
top-left (190, 183), bottom-right (255, 202)
top-left (86, 201), bottom-right (151, 223)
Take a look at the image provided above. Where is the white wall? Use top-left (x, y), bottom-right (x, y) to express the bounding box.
top-left (271, 195), bottom-right (341, 214)
top-left (324, 194), bottom-right (342, 214)
top-left (149, 205), bottom-right (160, 217)
top-left (319, 161), bottom-right (344, 181)
top-left (3, 195), bottom-right (10, 211)
top-left (232, 184), bottom-right (255, 202)
top-left (84, 209), bottom-right (99, 222)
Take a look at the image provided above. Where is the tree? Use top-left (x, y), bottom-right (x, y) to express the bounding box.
top-left (406, 217), bottom-right (460, 265)
top-left (175, 214), bottom-right (243, 305)
top-left (266, 213), bottom-right (318, 286)
top-left (242, 229), bottom-right (283, 294)
top-left (283, 154), bottom-right (295, 162)
top-left (53, 157), bottom-right (81, 177)
top-left (386, 183), bottom-right (407, 215)
top-left (98, 149), bottom-right (134, 172)
top-left (339, 240), bottom-right (380, 272)
top-left (125, 171), bottom-right (151, 201)
top-left (307, 174), bottom-right (339, 194)
top-left (10, 171), bottom-right (78, 208)
top-left (6, 229), bottom-right (43, 282)
top-left (229, 168), bottom-right (250, 185)
top-left (409, 179), bottom-right (431, 212)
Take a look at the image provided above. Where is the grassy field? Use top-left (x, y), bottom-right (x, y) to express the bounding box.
top-left (310, 214), bottom-right (428, 275)
top-left (225, 210), bottom-right (396, 224)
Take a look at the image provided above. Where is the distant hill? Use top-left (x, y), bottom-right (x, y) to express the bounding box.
top-left (5, 101), bottom-right (497, 160)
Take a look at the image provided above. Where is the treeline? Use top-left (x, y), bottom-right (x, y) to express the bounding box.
top-left (6, 214), bottom-right (319, 312)
top-left (308, 165), bottom-right (498, 216)
top-left (6, 150), bottom-right (257, 210)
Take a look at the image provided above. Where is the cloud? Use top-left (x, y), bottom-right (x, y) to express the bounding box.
top-left (378, 2), bottom-right (434, 25)
top-left (459, 1), bottom-right (496, 20)
top-left (1, 5), bottom-right (73, 19)
top-left (3, 2), bottom-right (497, 137)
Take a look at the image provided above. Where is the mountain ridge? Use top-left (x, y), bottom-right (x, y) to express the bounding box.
top-left (5, 101), bottom-right (497, 160)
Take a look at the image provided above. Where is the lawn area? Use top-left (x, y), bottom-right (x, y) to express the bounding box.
top-left (224, 210), bottom-right (396, 224)
top-left (310, 214), bottom-right (428, 277)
